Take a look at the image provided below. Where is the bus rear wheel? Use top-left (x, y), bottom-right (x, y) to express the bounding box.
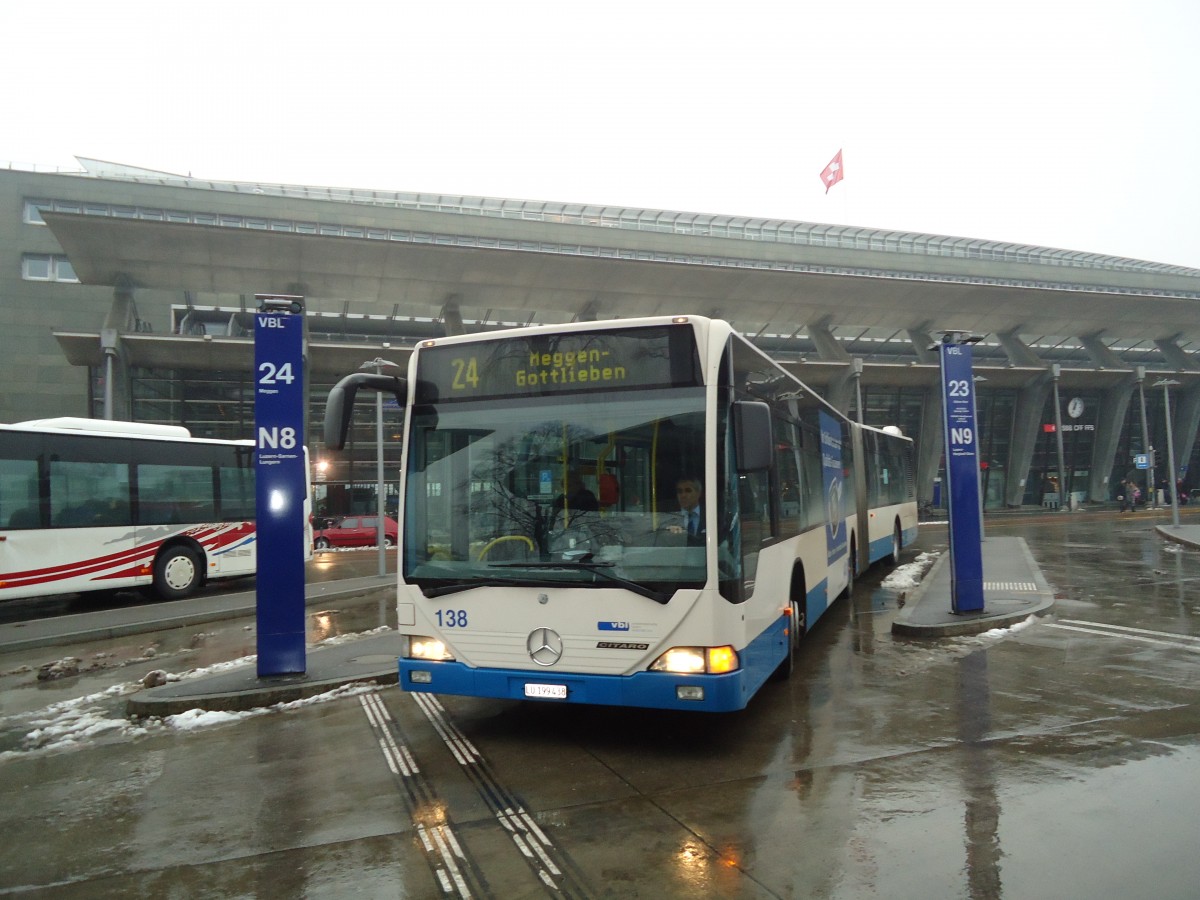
top-left (153, 546), bottom-right (202, 600)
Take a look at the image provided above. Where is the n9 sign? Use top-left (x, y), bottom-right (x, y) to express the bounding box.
top-left (939, 342), bottom-right (985, 613)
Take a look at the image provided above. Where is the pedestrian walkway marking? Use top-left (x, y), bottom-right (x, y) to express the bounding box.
top-left (983, 581), bottom-right (1038, 592)
top-left (411, 691), bottom-right (591, 897)
top-left (358, 694), bottom-right (479, 898)
top-left (1045, 619), bottom-right (1200, 652)
top-left (360, 693), bottom-right (418, 776)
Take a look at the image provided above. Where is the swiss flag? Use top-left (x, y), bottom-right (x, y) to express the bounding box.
top-left (820, 149), bottom-right (844, 194)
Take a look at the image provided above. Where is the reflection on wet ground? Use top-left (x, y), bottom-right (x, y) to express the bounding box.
top-left (0, 557), bottom-right (396, 755)
top-left (1, 512), bottom-right (1198, 896)
top-left (0, 548), bottom-right (394, 627)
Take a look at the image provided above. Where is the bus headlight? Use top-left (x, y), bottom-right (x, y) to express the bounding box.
top-left (649, 645), bottom-right (738, 675)
top-left (406, 635), bottom-right (454, 661)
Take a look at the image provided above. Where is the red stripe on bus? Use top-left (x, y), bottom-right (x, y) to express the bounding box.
top-left (0, 524), bottom-right (253, 588)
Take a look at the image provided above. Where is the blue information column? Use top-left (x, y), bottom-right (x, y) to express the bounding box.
top-left (254, 295), bottom-right (307, 675)
top-left (939, 339), bottom-right (985, 613)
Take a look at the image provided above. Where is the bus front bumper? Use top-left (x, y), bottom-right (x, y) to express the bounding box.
top-left (398, 659), bottom-right (753, 712)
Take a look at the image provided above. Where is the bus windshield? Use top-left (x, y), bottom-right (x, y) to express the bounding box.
top-left (403, 387), bottom-right (710, 596)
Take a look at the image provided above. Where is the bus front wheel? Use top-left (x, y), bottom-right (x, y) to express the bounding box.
top-left (153, 546), bottom-right (202, 600)
top-left (774, 576), bottom-right (806, 681)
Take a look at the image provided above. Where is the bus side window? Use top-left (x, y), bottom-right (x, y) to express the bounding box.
top-left (219, 465), bottom-right (255, 521)
top-left (139, 463), bottom-right (216, 524)
top-left (50, 460), bottom-right (129, 528)
top-left (85, 497), bottom-right (128, 526)
top-left (7, 508), bottom-right (38, 529)
top-left (0, 458), bottom-right (40, 530)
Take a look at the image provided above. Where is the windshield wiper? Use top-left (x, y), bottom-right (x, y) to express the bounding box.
top-left (424, 581), bottom-right (501, 598)
top-left (489, 559), bottom-right (670, 604)
top-left (422, 573), bottom-right (624, 602)
top-left (422, 577), bottom-right (572, 598)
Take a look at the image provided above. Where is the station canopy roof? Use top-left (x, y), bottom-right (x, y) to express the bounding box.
top-left (38, 166), bottom-right (1200, 357)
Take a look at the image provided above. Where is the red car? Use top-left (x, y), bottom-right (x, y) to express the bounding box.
top-left (313, 515), bottom-right (398, 549)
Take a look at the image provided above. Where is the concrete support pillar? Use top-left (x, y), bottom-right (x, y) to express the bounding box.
top-left (997, 330), bottom-right (1043, 368)
top-left (1004, 375), bottom-right (1053, 507)
top-left (823, 364), bottom-right (855, 417)
top-left (915, 385), bottom-right (943, 506)
top-left (99, 278), bottom-right (139, 421)
top-left (441, 296), bottom-right (464, 336)
top-left (1154, 337), bottom-right (1200, 372)
top-left (1079, 333), bottom-right (1126, 371)
top-left (1087, 379), bottom-right (1136, 501)
top-left (906, 327), bottom-right (938, 365)
top-left (103, 277), bottom-right (140, 333)
top-left (808, 316), bottom-right (851, 362)
top-left (1173, 386), bottom-right (1200, 482)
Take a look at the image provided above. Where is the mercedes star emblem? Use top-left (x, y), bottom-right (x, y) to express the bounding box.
top-left (527, 627), bottom-right (563, 666)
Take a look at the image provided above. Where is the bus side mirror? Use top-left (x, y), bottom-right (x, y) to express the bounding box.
top-left (733, 401), bottom-right (772, 472)
top-left (323, 372), bottom-right (406, 450)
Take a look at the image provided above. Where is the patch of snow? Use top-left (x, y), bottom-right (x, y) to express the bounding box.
top-left (1, 633), bottom-right (393, 760)
top-left (314, 625), bottom-right (392, 647)
top-left (978, 615), bottom-right (1039, 640)
top-left (164, 708), bottom-right (253, 731)
top-left (163, 682), bottom-right (380, 731)
top-left (882, 551), bottom-right (940, 591)
top-left (4, 683), bottom-right (150, 757)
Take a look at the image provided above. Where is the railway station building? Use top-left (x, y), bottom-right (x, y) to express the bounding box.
top-left (3, 158), bottom-right (1198, 513)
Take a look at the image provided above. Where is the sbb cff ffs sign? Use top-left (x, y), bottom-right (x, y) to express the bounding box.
top-left (253, 294), bottom-right (307, 676)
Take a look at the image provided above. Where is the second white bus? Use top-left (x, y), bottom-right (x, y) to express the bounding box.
top-left (0, 417), bottom-right (312, 602)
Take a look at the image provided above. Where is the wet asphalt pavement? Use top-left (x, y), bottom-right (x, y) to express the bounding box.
top-left (1, 510), bottom-right (1198, 898)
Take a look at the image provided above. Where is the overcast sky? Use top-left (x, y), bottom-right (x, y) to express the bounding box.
top-left (5, 1), bottom-right (1199, 269)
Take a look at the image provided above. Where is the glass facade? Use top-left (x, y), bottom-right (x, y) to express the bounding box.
top-left (855, 382), bottom-right (1200, 510)
top-left (1020, 391), bottom-right (1100, 506)
top-left (81, 358), bottom-right (1200, 517)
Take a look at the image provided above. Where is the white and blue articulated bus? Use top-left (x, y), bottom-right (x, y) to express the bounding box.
top-left (326, 316), bottom-right (916, 712)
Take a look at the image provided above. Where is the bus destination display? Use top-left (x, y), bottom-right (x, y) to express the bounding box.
top-left (417, 324), bottom-right (701, 401)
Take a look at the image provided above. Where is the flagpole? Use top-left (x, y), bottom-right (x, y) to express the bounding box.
top-left (840, 164), bottom-right (847, 224)
top-left (840, 150), bottom-right (848, 224)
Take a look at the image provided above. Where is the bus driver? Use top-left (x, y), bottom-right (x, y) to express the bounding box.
top-left (662, 476), bottom-right (705, 545)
